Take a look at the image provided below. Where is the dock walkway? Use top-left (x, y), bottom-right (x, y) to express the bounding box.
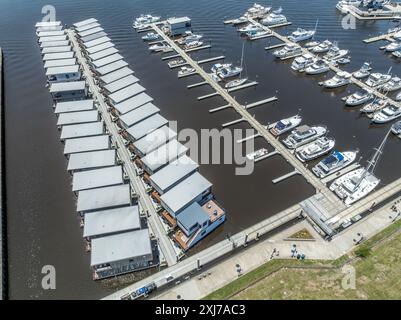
top-left (67, 30), bottom-right (178, 267)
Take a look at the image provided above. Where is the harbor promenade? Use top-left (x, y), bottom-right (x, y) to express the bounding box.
top-left (66, 30), bottom-right (178, 267)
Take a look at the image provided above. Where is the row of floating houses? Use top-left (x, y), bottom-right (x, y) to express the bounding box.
top-left (35, 17), bottom-right (226, 279)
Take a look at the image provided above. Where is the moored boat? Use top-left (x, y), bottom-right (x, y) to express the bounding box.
top-left (312, 150), bottom-right (358, 178)
top-left (282, 125), bottom-right (327, 149)
top-left (270, 115), bottom-right (302, 136)
top-left (295, 136), bottom-right (336, 162)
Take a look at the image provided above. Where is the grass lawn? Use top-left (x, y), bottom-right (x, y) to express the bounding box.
top-left (205, 219), bottom-right (401, 300)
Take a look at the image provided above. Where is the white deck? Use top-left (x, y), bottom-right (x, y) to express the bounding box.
top-left (72, 165), bottom-right (123, 192)
top-left (60, 121), bottom-right (104, 140)
top-left (64, 135), bottom-right (110, 155)
top-left (67, 149), bottom-right (116, 171)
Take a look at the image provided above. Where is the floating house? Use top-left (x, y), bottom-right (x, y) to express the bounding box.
top-left (166, 17), bottom-right (192, 36)
top-left (49, 81), bottom-right (87, 100)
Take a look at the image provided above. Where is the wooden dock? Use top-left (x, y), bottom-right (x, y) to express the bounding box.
top-left (227, 81), bottom-right (258, 93)
top-left (178, 71), bottom-right (197, 79)
top-left (197, 92), bottom-right (219, 100)
top-left (265, 43), bottom-right (286, 50)
top-left (236, 133), bottom-right (261, 143)
top-left (161, 53), bottom-right (180, 61)
top-left (187, 81), bottom-right (208, 89)
top-left (245, 96), bottom-right (278, 109)
top-left (363, 33), bottom-right (396, 44)
top-left (222, 117), bottom-right (245, 128)
top-left (249, 33), bottom-right (272, 41)
top-left (185, 45), bottom-right (211, 53)
top-left (272, 170), bottom-right (300, 184)
top-left (197, 56), bottom-right (225, 65)
top-left (255, 150), bottom-right (279, 162)
top-left (209, 104), bottom-right (231, 113)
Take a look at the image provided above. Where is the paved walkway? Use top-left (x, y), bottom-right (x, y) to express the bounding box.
top-left (153, 195), bottom-right (401, 300)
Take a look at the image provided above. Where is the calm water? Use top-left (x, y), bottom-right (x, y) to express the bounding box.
top-left (1, 0), bottom-right (401, 299)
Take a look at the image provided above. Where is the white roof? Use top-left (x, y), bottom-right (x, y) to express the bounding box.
top-left (109, 83), bottom-right (145, 104)
top-left (161, 172), bottom-right (212, 214)
top-left (57, 110), bottom-right (98, 126)
top-left (43, 52), bottom-right (73, 61)
top-left (104, 75), bottom-right (139, 94)
top-left (54, 100), bottom-right (94, 113)
top-left (150, 155), bottom-right (199, 193)
top-left (134, 126), bottom-right (177, 156)
top-left (83, 206), bottom-right (140, 238)
top-left (49, 81), bottom-right (86, 93)
top-left (46, 65), bottom-right (80, 76)
top-left (86, 41), bottom-right (115, 55)
top-left (38, 30), bottom-right (65, 37)
top-left (40, 40), bottom-right (69, 48)
top-left (84, 36), bottom-right (111, 48)
top-left (81, 32), bottom-right (108, 44)
top-left (79, 26), bottom-right (104, 38)
top-left (64, 135), bottom-right (110, 154)
top-left (114, 92), bottom-right (153, 114)
top-left (167, 17), bottom-right (191, 24)
top-left (72, 165), bottom-right (123, 191)
top-left (100, 67), bottom-right (134, 84)
top-left (39, 35), bottom-right (67, 43)
top-left (44, 58), bottom-right (77, 69)
top-left (119, 103), bottom-right (159, 127)
top-left (126, 114), bottom-right (168, 141)
top-left (96, 60), bottom-right (128, 76)
top-left (67, 149), bottom-right (116, 171)
top-left (89, 47), bottom-right (119, 61)
top-left (60, 121), bottom-right (103, 140)
top-left (141, 139), bottom-right (188, 173)
top-left (36, 25), bottom-right (63, 33)
top-left (35, 21), bottom-right (61, 28)
top-left (42, 47), bottom-right (72, 55)
top-left (76, 22), bottom-right (100, 33)
top-left (73, 18), bottom-right (98, 28)
top-left (90, 229), bottom-right (152, 266)
top-left (93, 53), bottom-right (123, 69)
top-left (77, 184), bottom-right (131, 213)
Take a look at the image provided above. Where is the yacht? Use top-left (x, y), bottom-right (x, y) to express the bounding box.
top-left (352, 62), bottom-right (372, 79)
top-left (238, 24), bottom-right (262, 34)
top-left (141, 32), bottom-right (159, 41)
top-left (337, 57), bottom-right (351, 65)
top-left (282, 125), bottom-right (327, 149)
top-left (305, 59), bottom-right (334, 75)
top-left (290, 53), bottom-right (316, 72)
top-left (217, 65), bottom-right (243, 79)
top-left (360, 98), bottom-right (388, 113)
top-left (323, 44), bottom-right (349, 61)
top-left (178, 66), bottom-right (195, 77)
top-left (246, 30), bottom-right (270, 40)
top-left (312, 150), bottom-right (358, 178)
top-left (133, 14), bottom-right (160, 29)
top-left (231, 16), bottom-right (248, 25)
top-left (323, 71), bottom-right (351, 88)
top-left (184, 41), bottom-right (203, 50)
top-left (345, 89), bottom-right (373, 106)
top-left (382, 76), bottom-right (401, 92)
top-left (148, 42), bottom-right (170, 52)
top-left (261, 7), bottom-right (287, 26)
top-left (211, 63), bottom-right (232, 73)
top-left (168, 58), bottom-right (185, 68)
top-left (178, 32), bottom-right (203, 45)
top-left (246, 148), bottom-right (269, 161)
top-left (288, 28), bottom-right (316, 42)
top-left (385, 42), bottom-right (401, 52)
top-left (311, 40), bottom-right (332, 54)
top-left (392, 50), bottom-right (401, 58)
top-left (372, 105), bottom-right (401, 123)
top-left (295, 137), bottom-right (336, 162)
top-left (365, 72), bottom-right (391, 88)
top-left (391, 120), bottom-right (401, 134)
top-left (270, 115), bottom-right (302, 136)
top-left (273, 43), bottom-right (302, 59)
top-left (304, 41), bottom-right (320, 48)
top-left (245, 3), bottom-right (271, 18)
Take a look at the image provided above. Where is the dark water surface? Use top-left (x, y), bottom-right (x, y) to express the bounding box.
top-left (1, 0), bottom-right (401, 299)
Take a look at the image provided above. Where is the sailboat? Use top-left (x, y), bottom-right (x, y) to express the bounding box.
top-left (329, 129), bottom-right (390, 206)
top-left (225, 43), bottom-right (248, 89)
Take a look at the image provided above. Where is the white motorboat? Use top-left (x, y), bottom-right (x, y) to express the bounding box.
top-left (238, 24), bottom-right (262, 34)
top-left (178, 32), bottom-right (203, 45)
top-left (396, 91), bottom-right (401, 101)
top-left (304, 41), bottom-right (320, 48)
top-left (323, 71), bottom-right (351, 88)
top-left (168, 58), bottom-right (186, 68)
top-left (352, 62), bottom-right (372, 79)
top-left (385, 41), bottom-right (401, 52)
top-left (336, 1), bottom-right (362, 14)
top-left (305, 59), bottom-right (334, 75)
top-left (231, 16), bottom-right (248, 25)
top-left (360, 98), bottom-right (388, 113)
top-left (178, 66), bottom-right (195, 77)
top-left (311, 40), bottom-right (332, 54)
top-left (372, 104), bottom-right (401, 123)
top-left (290, 53), bottom-right (316, 72)
top-left (184, 41), bottom-right (203, 50)
top-left (365, 72), bottom-right (391, 88)
top-left (295, 136), bottom-right (335, 162)
top-left (141, 32), bottom-right (159, 41)
top-left (345, 89), bottom-right (373, 106)
top-left (282, 125), bottom-right (327, 149)
top-left (393, 31), bottom-right (401, 41)
top-left (218, 65), bottom-right (243, 79)
top-left (246, 30), bottom-right (270, 39)
top-left (148, 42), bottom-right (170, 52)
top-left (392, 50), bottom-right (401, 58)
top-left (245, 3), bottom-right (271, 18)
top-left (288, 28), bottom-right (316, 42)
top-left (391, 120), bottom-right (401, 134)
top-left (273, 43), bottom-right (302, 59)
top-left (337, 57), bottom-right (351, 65)
top-left (133, 14), bottom-right (160, 29)
top-left (270, 115), bottom-right (302, 136)
top-left (246, 148), bottom-right (269, 161)
top-left (382, 76), bottom-right (401, 92)
top-left (312, 150), bottom-right (358, 178)
top-left (261, 7), bottom-right (287, 26)
top-left (211, 63), bottom-right (232, 73)
top-left (225, 43), bottom-right (248, 88)
top-left (323, 44), bottom-right (349, 61)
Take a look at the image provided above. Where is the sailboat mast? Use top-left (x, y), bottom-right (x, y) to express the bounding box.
top-left (240, 42), bottom-right (245, 79)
